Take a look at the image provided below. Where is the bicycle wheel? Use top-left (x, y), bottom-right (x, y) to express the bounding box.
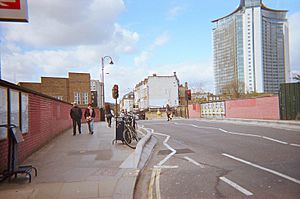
top-left (123, 127), bottom-right (138, 149)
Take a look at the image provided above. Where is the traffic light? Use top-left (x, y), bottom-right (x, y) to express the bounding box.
top-left (186, 89), bottom-right (191, 100)
top-left (112, 84), bottom-right (119, 99)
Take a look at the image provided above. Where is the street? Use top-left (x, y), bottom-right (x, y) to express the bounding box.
top-left (135, 119), bottom-right (300, 199)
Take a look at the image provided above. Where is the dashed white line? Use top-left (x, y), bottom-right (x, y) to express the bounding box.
top-left (176, 123), bottom-right (293, 146)
top-left (262, 136), bottom-right (288, 145)
top-left (154, 165), bottom-right (179, 169)
top-left (222, 153), bottom-right (300, 185)
top-left (220, 177), bottom-right (253, 196)
top-left (290, 143), bottom-right (300, 147)
top-left (184, 156), bottom-right (205, 168)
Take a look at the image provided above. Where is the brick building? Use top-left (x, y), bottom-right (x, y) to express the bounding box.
top-left (18, 72), bottom-right (92, 106)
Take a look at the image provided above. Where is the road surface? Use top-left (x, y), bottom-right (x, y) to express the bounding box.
top-left (135, 119), bottom-right (300, 199)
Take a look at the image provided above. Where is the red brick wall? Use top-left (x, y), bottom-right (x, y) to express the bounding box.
top-left (225, 96), bottom-right (280, 120)
top-left (188, 104), bottom-right (201, 118)
top-left (0, 93), bottom-right (101, 172)
top-left (0, 93), bottom-right (72, 172)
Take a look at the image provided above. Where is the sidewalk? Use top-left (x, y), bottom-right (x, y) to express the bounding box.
top-left (0, 122), bottom-right (153, 199)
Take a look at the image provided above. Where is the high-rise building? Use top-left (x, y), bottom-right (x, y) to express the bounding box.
top-left (212, 0), bottom-right (290, 94)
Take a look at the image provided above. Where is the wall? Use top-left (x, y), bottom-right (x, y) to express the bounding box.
top-left (68, 73), bottom-right (91, 105)
top-left (225, 96), bottom-right (279, 120)
top-left (188, 104), bottom-right (201, 118)
top-left (148, 76), bottom-right (179, 108)
top-left (0, 80), bottom-right (94, 172)
top-left (41, 77), bottom-right (68, 102)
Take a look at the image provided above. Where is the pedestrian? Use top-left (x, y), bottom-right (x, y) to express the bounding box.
top-left (84, 103), bottom-right (96, 134)
top-left (166, 104), bottom-right (172, 121)
top-left (70, 102), bottom-right (82, 136)
top-left (105, 103), bottom-right (113, 128)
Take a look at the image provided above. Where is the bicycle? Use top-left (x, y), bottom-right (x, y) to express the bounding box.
top-left (122, 114), bottom-right (142, 149)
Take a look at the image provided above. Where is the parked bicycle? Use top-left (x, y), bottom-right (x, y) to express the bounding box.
top-left (122, 114), bottom-right (142, 149)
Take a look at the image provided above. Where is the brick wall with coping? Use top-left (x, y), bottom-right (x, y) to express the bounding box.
top-left (0, 80), bottom-right (100, 172)
top-left (225, 96), bottom-right (280, 120)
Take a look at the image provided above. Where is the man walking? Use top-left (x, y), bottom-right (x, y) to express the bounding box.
top-left (70, 102), bottom-right (82, 136)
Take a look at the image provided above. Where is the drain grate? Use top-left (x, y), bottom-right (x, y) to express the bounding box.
top-left (158, 148), bottom-right (194, 155)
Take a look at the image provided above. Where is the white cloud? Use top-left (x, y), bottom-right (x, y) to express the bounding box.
top-left (289, 11), bottom-right (300, 73)
top-left (134, 32), bottom-right (170, 66)
top-left (3, 0), bottom-right (126, 47)
top-left (1, 0), bottom-right (139, 84)
top-left (151, 32), bottom-right (170, 48)
top-left (166, 5), bottom-right (186, 20)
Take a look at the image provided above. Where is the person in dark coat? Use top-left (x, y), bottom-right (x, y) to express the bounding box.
top-left (105, 103), bottom-right (113, 128)
top-left (70, 102), bottom-right (82, 136)
top-left (84, 103), bottom-right (96, 134)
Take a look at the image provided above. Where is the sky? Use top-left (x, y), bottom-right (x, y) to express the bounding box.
top-left (0, 0), bottom-right (299, 103)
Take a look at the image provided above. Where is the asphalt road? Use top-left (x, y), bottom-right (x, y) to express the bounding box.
top-left (134, 119), bottom-right (300, 199)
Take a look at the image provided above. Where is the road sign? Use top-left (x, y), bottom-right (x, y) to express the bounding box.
top-left (0, 0), bottom-right (28, 22)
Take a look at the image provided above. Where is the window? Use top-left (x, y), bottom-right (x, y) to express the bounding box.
top-left (74, 92), bottom-right (81, 104)
top-left (83, 93), bottom-right (89, 105)
top-left (54, 96), bottom-right (63, 100)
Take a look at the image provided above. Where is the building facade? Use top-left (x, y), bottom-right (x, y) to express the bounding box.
top-left (120, 91), bottom-right (134, 112)
top-left (90, 80), bottom-right (103, 108)
top-left (134, 73), bottom-right (180, 110)
top-left (212, 0), bottom-right (290, 94)
top-left (19, 72), bottom-right (92, 106)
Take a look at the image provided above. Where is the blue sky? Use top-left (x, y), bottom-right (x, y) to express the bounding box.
top-left (1, 0), bottom-right (299, 102)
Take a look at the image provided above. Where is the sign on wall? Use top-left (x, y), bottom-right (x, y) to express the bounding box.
top-left (0, 86), bottom-right (7, 139)
top-left (201, 101), bottom-right (225, 118)
top-left (21, 93), bottom-right (28, 133)
top-left (0, 0), bottom-right (28, 22)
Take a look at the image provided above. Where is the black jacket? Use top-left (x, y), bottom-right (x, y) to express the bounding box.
top-left (70, 106), bottom-right (82, 120)
top-left (84, 108), bottom-right (96, 119)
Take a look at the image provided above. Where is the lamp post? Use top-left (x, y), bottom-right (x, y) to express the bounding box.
top-left (101, 56), bottom-right (114, 108)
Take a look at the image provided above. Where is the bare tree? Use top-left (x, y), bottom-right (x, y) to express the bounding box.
top-left (221, 80), bottom-right (244, 99)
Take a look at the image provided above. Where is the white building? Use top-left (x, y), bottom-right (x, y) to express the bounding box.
top-left (90, 80), bottom-right (103, 108)
top-left (134, 73), bottom-right (179, 110)
top-left (212, 0), bottom-right (290, 94)
top-left (121, 91), bottom-right (134, 112)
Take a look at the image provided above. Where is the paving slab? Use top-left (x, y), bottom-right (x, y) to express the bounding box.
top-left (0, 121), bottom-right (156, 199)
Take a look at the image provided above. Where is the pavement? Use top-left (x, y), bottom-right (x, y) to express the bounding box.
top-left (0, 121), bottom-right (156, 199)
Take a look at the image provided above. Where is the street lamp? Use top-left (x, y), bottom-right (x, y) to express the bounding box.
top-left (101, 56), bottom-right (114, 108)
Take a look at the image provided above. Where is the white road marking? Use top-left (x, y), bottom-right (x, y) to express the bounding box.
top-left (154, 165), bottom-right (179, 169)
top-left (153, 132), bottom-right (177, 166)
top-left (262, 136), bottom-right (288, 145)
top-left (218, 128), bottom-right (228, 133)
top-left (220, 177), bottom-right (253, 196)
top-left (222, 153), bottom-right (300, 185)
top-left (290, 143), bottom-right (300, 147)
top-left (184, 156), bottom-right (205, 168)
top-left (175, 123), bottom-right (293, 147)
top-left (148, 130), bottom-right (178, 199)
